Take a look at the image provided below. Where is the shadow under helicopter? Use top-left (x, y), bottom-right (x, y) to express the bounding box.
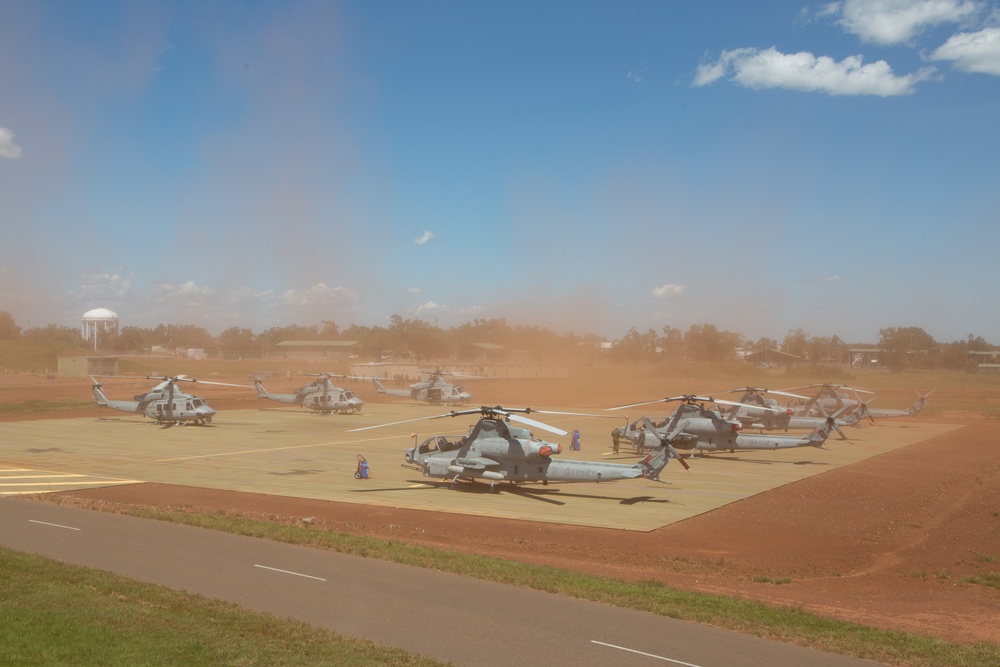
top-left (94, 416), bottom-right (228, 429)
top-left (350, 478), bottom-right (676, 506)
top-left (690, 453), bottom-right (832, 466)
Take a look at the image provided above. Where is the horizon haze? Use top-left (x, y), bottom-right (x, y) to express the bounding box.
top-left (2, 1), bottom-right (998, 344)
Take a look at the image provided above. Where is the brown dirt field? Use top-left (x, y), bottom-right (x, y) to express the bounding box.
top-left (3, 369), bottom-right (999, 647)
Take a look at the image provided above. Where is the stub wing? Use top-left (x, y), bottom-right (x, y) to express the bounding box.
top-left (451, 457), bottom-right (500, 471)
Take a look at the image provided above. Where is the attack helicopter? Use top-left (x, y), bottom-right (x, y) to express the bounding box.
top-left (254, 372), bottom-right (364, 414)
top-left (90, 375), bottom-right (249, 425)
top-left (348, 405), bottom-right (686, 492)
top-left (371, 367), bottom-right (474, 405)
top-left (717, 387), bottom-right (860, 439)
top-left (607, 395), bottom-right (845, 457)
top-left (862, 390), bottom-right (935, 420)
top-left (783, 383), bottom-right (876, 419)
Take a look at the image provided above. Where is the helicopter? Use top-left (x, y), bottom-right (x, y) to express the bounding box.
top-left (348, 405), bottom-right (686, 492)
top-left (254, 372), bottom-right (364, 414)
top-left (717, 387), bottom-right (861, 439)
top-left (862, 390), bottom-right (935, 420)
top-left (90, 375), bottom-right (249, 425)
top-left (782, 383), bottom-right (876, 419)
top-left (607, 395), bottom-right (845, 457)
top-left (370, 367), bottom-right (474, 405)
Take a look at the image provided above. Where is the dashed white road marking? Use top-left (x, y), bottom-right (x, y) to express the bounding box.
top-left (591, 640), bottom-right (704, 666)
top-left (28, 519), bottom-right (81, 531)
top-left (253, 564), bottom-right (327, 581)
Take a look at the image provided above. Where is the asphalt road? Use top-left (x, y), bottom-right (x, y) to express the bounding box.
top-left (2, 497), bottom-right (881, 667)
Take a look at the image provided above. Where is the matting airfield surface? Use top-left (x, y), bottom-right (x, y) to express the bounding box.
top-left (0, 403), bottom-right (961, 531)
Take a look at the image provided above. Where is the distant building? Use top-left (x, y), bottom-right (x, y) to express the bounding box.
top-left (58, 355), bottom-right (118, 378)
top-left (273, 340), bottom-right (360, 359)
top-left (849, 349), bottom-right (882, 369)
top-left (81, 308), bottom-right (119, 351)
top-left (457, 342), bottom-right (508, 363)
top-left (743, 348), bottom-right (800, 368)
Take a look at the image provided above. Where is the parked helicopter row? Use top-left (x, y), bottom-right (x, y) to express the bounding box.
top-left (608, 394), bottom-right (852, 457)
top-left (87, 374), bottom-right (932, 496)
top-left (90, 367), bottom-right (480, 425)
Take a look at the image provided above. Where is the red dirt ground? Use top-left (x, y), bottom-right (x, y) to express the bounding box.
top-left (3, 372), bottom-right (999, 646)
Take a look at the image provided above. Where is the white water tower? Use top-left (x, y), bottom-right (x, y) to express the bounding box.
top-left (81, 308), bottom-right (119, 351)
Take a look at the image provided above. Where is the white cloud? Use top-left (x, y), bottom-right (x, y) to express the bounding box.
top-left (414, 300), bottom-right (443, 315)
top-left (823, 274), bottom-right (843, 282)
top-left (652, 283), bottom-right (684, 299)
top-left (412, 230), bottom-right (436, 245)
top-left (833, 0), bottom-right (982, 45)
top-left (0, 127), bottom-right (22, 159)
top-left (77, 268), bottom-right (133, 300)
top-left (406, 286), bottom-right (422, 294)
top-left (626, 69), bottom-right (645, 84)
top-left (152, 280), bottom-right (214, 303)
top-left (281, 282), bottom-right (358, 306)
top-left (929, 27), bottom-right (1000, 74)
top-left (228, 287), bottom-right (276, 305)
top-left (694, 47), bottom-right (936, 95)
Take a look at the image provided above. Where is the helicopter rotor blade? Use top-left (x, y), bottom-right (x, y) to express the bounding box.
top-left (711, 397), bottom-right (785, 413)
top-left (505, 412), bottom-right (567, 436)
top-left (193, 379), bottom-right (256, 389)
top-left (528, 409), bottom-right (614, 419)
top-left (606, 395), bottom-right (714, 411)
top-left (605, 398), bottom-right (670, 411)
top-left (346, 412), bottom-right (458, 432)
top-left (639, 417), bottom-right (690, 469)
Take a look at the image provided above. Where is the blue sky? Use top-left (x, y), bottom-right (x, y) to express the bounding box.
top-left (1, 0), bottom-right (998, 344)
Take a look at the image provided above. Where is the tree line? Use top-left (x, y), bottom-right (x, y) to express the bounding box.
top-left (0, 311), bottom-right (994, 372)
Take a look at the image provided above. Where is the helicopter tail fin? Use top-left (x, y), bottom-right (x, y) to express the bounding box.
top-left (90, 376), bottom-right (109, 406)
top-left (253, 379), bottom-right (269, 398)
top-left (908, 390), bottom-right (934, 415)
top-left (637, 449), bottom-right (666, 480)
top-left (638, 441), bottom-right (688, 480)
top-left (808, 405), bottom-right (852, 445)
top-left (372, 379), bottom-right (387, 394)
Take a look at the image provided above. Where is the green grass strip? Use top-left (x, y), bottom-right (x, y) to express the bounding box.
top-left (0, 546), bottom-right (447, 667)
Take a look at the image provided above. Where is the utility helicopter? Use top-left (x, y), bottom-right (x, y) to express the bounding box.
top-left (348, 405), bottom-right (686, 492)
top-left (90, 375), bottom-right (250, 425)
top-left (716, 387), bottom-right (861, 439)
top-left (371, 367), bottom-right (474, 405)
top-left (254, 372), bottom-right (364, 414)
top-left (607, 395), bottom-right (846, 457)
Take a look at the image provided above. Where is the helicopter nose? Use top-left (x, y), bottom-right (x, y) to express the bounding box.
top-left (197, 405), bottom-right (216, 417)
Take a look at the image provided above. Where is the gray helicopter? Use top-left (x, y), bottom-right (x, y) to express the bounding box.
top-left (782, 383), bottom-right (877, 420)
top-left (254, 372), bottom-right (364, 414)
top-left (608, 395), bottom-right (845, 457)
top-left (348, 405), bottom-right (686, 492)
top-left (90, 375), bottom-right (249, 425)
top-left (862, 390), bottom-right (935, 420)
top-left (717, 387), bottom-right (861, 439)
top-left (371, 367), bottom-right (473, 405)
